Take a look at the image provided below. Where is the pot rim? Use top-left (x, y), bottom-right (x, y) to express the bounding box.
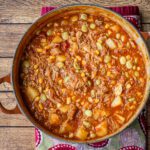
top-left (11, 3), bottom-right (150, 144)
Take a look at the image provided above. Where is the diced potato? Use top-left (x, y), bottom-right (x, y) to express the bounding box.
top-left (56, 55), bottom-right (66, 62)
top-left (111, 96), bottom-right (123, 107)
top-left (49, 113), bottom-right (60, 125)
top-left (62, 32), bottom-right (69, 40)
top-left (114, 84), bottom-right (123, 96)
top-left (105, 38), bottom-right (116, 49)
top-left (51, 36), bottom-right (63, 43)
top-left (59, 105), bottom-right (69, 113)
top-left (25, 86), bottom-right (39, 101)
top-left (59, 122), bottom-right (72, 133)
top-left (93, 109), bottom-right (110, 120)
top-left (95, 120), bottom-right (108, 137)
top-left (75, 127), bottom-right (88, 140)
top-left (114, 114), bottom-right (125, 124)
top-left (93, 109), bottom-right (100, 120)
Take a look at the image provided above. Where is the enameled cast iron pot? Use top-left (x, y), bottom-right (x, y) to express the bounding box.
top-left (0, 4), bottom-right (150, 143)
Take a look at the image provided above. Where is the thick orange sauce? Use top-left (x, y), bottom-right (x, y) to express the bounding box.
top-left (20, 13), bottom-right (146, 140)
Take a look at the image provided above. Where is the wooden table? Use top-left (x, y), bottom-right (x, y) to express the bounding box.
top-left (0, 0), bottom-right (149, 149)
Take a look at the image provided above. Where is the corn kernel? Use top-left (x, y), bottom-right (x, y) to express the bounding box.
top-left (99, 57), bottom-right (102, 62)
top-left (107, 71), bottom-right (111, 77)
top-left (95, 99), bottom-right (99, 103)
top-left (38, 78), bottom-right (43, 84)
top-left (72, 96), bottom-right (76, 101)
top-left (82, 60), bottom-right (86, 65)
top-left (133, 66), bottom-right (136, 70)
top-left (49, 55), bottom-right (55, 60)
top-left (104, 55), bottom-right (111, 63)
top-left (39, 103), bottom-right (43, 110)
top-left (34, 65), bottom-right (38, 69)
top-left (134, 71), bottom-right (139, 77)
top-left (81, 101), bottom-right (85, 105)
top-left (81, 72), bottom-right (85, 77)
top-left (107, 63), bottom-right (111, 68)
top-left (71, 15), bottom-right (78, 22)
top-left (116, 33), bottom-right (121, 39)
top-left (108, 30), bottom-right (112, 35)
top-left (95, 50), bottom-right (100, 55)
top-left (66, 97), bottom-right (71, 104)
top-left (105, 24), bottom-right (109, 29)
top-left (137, 67), bottom-right (140, 71)
top-left (58, 79), bottom-right (63, 85)
top-left (35, 96), bottom-right (40, 101)
top-left (126, 55), bottom-right (130, 60)
top-left (76, 55), bottom-right (81, 61)
top-left (62, 88), bottom-right (66, 93)
top-left (35, 69), bottom-right (39, 74)
top-left (36, 48), bottom-right (43, 53)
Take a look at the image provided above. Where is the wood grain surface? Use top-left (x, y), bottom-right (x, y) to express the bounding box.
top-left (0, 0), bottom-right (150, 150)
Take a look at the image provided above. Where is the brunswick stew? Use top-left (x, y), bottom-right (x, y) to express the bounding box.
top-left (20, 13), bottom-right (146, 140)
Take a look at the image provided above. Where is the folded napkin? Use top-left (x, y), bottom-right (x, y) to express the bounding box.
top-left (35, 6), bottom-right (146, 150)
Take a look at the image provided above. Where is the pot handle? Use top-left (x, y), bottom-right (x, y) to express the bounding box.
top-left (0, 74), bottom-right (21, 114)
top-left (140, 32), bottom-right (150, 40)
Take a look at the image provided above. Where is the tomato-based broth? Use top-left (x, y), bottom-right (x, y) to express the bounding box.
top-left (20, 13), bottom-right (146, 140)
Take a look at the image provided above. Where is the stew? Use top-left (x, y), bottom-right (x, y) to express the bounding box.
top-left (20, 13), bottom-right (146, 140)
